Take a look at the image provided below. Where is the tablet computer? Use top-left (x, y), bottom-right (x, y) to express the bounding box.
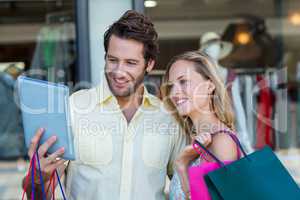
top-left (17, 76), bottom-right (75, 160)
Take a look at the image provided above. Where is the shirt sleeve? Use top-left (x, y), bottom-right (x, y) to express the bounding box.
top-left (167, 122), bottom-right (188, 178)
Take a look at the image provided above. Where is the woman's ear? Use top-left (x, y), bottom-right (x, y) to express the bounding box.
top-left (146, 59), bottom-right (155, 73)
top-left (208, 81), bottom-right (216, 94)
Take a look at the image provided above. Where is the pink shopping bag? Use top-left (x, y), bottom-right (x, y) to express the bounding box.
top-left (188, 160), bottom-right (232, 200)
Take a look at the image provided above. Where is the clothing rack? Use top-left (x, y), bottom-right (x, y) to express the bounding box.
top-left (233, 67), bottom-right (278, 75)
top-left (235, 66), bottom-right (289, 150)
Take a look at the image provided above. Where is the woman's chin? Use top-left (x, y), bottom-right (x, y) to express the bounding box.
top-left (177, 109), bottom-right (191, 117)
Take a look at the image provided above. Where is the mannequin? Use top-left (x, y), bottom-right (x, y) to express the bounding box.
top-left (200, 32), bottom-right (253, 153)
top-left (0, 64), bottom-right (26, 170)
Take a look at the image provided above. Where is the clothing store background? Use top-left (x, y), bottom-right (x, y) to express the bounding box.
top-left (143, 0), bottom-right (300, 185)
top-left (0, 3), bottom-right (78, 196)
top-left (0, 0), bottom-right (78, 159)
top-left (144, 0), bottom-right (300, 150)
top-left (0, 0), bottom-right (299, 198)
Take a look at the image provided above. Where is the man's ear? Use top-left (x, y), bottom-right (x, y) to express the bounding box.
top-left (145, 59), bottom-right (155, 73)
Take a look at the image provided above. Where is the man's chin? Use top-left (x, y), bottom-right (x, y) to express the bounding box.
top-left (111, 87), bottom-right (132, 97)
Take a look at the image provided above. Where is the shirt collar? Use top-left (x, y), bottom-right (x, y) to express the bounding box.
top-left (97, 76), bottom-right (160, 108)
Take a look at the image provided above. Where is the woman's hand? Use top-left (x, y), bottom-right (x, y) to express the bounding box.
top-left (176, 132), bottom-right (212, 166)
top-left (175, 132), bottom-right (212, 199)
top-left (175, 145), bottom-right (194, 199)
top-left (192, 132), bottom-right (212, 147)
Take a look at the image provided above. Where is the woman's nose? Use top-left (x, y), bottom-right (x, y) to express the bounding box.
top-left (170, 84), bottom-right (182, 96)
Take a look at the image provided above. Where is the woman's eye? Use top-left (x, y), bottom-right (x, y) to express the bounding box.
top-left (179, 79), bottom-right (187, 85)
top-left (166, 82), bottom-right (174, 90)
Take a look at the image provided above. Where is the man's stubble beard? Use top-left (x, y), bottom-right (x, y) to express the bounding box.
top-left (105, 69), bottom-right (146, 98)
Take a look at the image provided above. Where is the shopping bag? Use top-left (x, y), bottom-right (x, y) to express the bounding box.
top-left (190, 130), bottom-right (300, 200)
top-left (189, 161), bottom-right (232, 200)
top-left (22, 149), bottom-right (67, 200)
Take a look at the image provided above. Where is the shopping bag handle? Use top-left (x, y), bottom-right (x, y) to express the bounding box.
top-left (192, 129), bottom-right (250, 168)
top-left (22, 148), bottom-right (67, 200)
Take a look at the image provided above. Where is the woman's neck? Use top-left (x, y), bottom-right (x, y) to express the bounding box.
top-left (189, 111), bottom-right (226, 134)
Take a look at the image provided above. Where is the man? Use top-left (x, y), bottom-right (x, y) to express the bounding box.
top-left (23, 10), bottom-right (186, 200)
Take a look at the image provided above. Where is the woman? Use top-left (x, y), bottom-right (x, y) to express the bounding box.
top-left (161, 51), bottom-right (239, 200)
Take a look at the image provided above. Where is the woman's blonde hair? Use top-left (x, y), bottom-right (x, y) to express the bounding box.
top-left (161, 51), bottom-right (235, 135)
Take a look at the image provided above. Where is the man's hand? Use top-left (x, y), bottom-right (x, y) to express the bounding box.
top-left (28, 128), bottom-right (66, 184)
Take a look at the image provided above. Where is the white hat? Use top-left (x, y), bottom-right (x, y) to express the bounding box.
top-left (200, 32), bottom-right (233, 59)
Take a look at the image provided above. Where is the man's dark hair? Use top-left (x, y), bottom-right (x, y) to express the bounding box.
top-left (104, 10), bottom-right (159, 63)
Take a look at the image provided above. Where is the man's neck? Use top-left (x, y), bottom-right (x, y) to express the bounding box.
top-left (116, 85), bottom-right (144, 123)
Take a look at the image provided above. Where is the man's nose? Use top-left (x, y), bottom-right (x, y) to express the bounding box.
top-left (114, 66), bottom-right (128, 78)
top-left (111, 61), bottom-right (125, 74)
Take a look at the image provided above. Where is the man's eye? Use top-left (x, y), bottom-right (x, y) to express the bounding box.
top-left (128, 61), bottom-right (137, 65)
top-left (108, 58), bottom-right (117, 62)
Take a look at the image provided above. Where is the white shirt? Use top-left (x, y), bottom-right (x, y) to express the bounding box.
top-left (64, 77), bottom-right (187, 200)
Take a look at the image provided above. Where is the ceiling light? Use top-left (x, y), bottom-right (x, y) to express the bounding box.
top-left (289, 12), bottom-right (300, 26)
top-left (144, 0), bottom-right (157, 8)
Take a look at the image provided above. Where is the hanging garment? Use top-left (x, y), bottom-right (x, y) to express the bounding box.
top-left (297, 89), bottom-right (300, 147)
top-left (31, 24), bottom-right (75, 83)
top-left (274, 88), bottom-right (288, 149)
top-left (255, 75), bottom-right (276, 149)
top-left (0, 72), bottom-right (26, 159)
top-left (225, 68), bottom-right (253, 153)
top-left (289, 101), bottom-right (298, 148)
top-left (242, 75), bottom-right (256, 147)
